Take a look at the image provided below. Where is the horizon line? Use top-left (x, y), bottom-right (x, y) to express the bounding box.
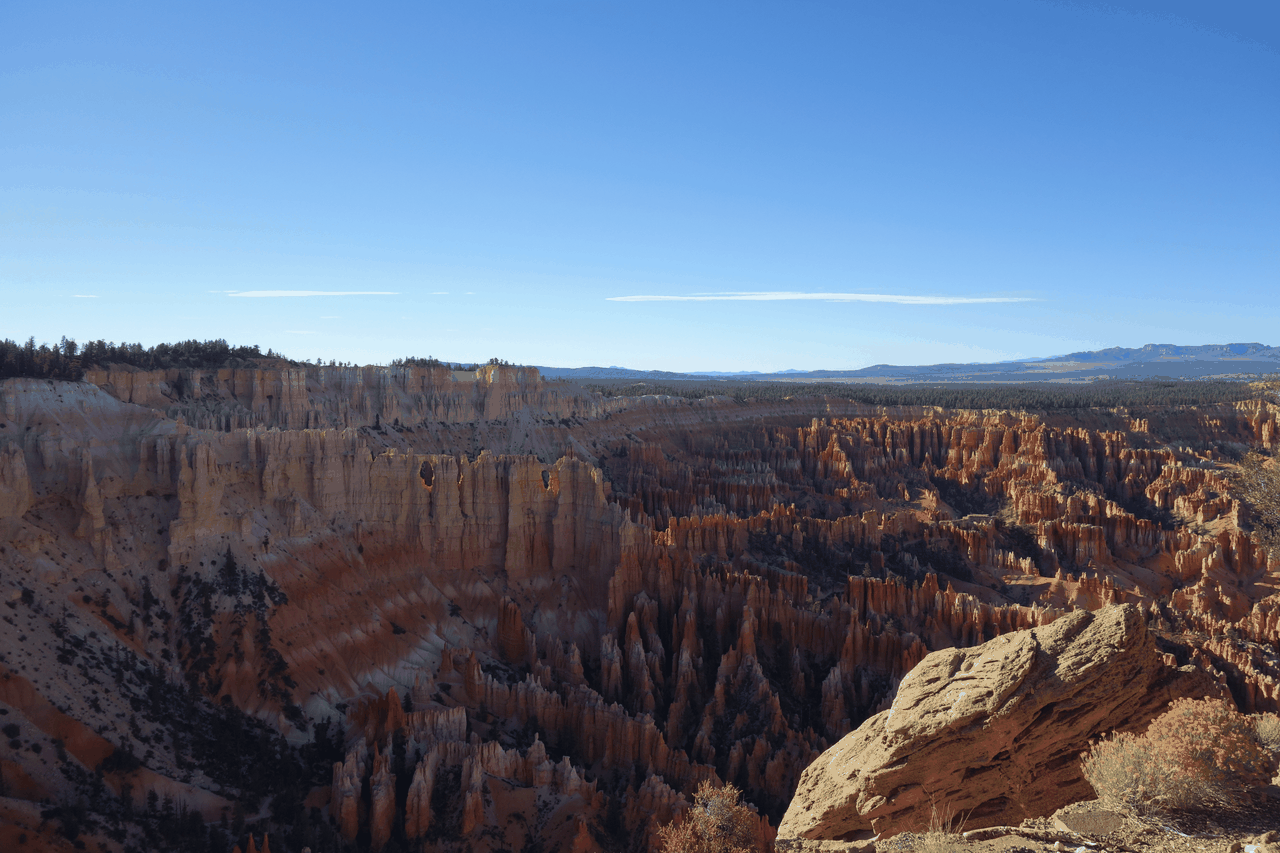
top-left (226, 290), bottom-right (400, 298)
top-left (607, 291), bottom-right (1037, 304)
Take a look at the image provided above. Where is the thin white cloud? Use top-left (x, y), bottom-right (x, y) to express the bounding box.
top-left (72, 295), bottom-right (98, 298)
top-left (431, 291), bottom-right (449, 295)
top-left (226, 290), bottom-right (399, 298)
top-left (608, 291), bottom-right (1035, 304)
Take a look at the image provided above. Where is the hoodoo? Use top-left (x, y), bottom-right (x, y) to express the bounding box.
top-left (0, 364), bottom-right (1277, 851)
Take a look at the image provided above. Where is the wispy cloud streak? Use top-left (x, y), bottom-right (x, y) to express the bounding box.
top-left (608, 292), bottom-right (1035, 304)
top-left (227, 290), bottom-right (398, 298)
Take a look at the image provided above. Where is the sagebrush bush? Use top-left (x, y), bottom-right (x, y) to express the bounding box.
top-left (1081, 730), bottom-right (1178, 814)
top-left (1082, 698), bottom-right (1279, 814)
top-left (1235, 451), bottom-right (1280, 558)
top-left (1256, 712), bottom-right (1280, 752)
top-left (657, 780), bottom-right (757, 853)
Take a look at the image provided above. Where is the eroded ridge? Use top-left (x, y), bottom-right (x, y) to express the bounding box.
top-left (0, 370), bottom-right (1276, 851)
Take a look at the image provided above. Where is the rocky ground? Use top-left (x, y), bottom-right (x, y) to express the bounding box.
top-left (784, 797), bottom-right (1280, 853)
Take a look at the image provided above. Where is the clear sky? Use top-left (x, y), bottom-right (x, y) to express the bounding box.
top-left (2, 1), bottom-right (1277, 371)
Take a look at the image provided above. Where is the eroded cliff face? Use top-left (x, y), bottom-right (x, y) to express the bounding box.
top-left (0, 371), bottom-right (1277, 852)
top-left (81, 363), bottom-right (606, 430)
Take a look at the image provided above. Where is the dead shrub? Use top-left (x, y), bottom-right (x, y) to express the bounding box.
top-left (657, 780), bottom-right (758, 853)
top-left (1082, 698), bottom-right (1279, 814)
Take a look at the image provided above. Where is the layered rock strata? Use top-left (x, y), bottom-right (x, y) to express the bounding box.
top-left (0, 370), bottom-right (1276, 852)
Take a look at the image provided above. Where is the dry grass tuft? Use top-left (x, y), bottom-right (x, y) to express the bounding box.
top-left (910, 804), bottom-right (966, 853)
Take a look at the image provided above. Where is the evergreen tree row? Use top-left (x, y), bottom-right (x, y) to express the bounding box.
top-left (389, 356), bottom-right (512, 369)
top-left (0, 337), bottom-right (518, 381)
top-left (0, 337), bottom-right (282, 381)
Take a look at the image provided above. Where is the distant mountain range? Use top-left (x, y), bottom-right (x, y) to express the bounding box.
top-left (538, 343), bottom-right (1280, 384)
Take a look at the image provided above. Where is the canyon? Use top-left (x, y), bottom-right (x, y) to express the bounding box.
top-left (0, 363), bottom-right (1277, 853)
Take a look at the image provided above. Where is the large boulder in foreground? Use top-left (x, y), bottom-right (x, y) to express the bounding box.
top-left (777, 604), bottom-right (1223, 841)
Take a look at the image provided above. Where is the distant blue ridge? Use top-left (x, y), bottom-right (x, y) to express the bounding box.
top-left (535, 343), bottom-right (1280, 384)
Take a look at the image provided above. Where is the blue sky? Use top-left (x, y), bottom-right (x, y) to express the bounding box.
top-left (2, 1), bottom-right (1277, 371)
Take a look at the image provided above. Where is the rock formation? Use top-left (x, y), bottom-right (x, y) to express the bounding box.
top-left (776, 605), bottom-right (1224, 840)
top-left (0, 366), bottom-right (1276, 851)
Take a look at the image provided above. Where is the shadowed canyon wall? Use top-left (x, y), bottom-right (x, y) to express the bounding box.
top-left (0, 367), bottom-right (1277, 852)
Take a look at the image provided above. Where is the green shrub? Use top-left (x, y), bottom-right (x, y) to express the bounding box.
top-left (1082, 698), bottom-right (1279, 814)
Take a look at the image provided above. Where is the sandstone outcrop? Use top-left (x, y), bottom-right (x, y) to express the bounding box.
top-left (776, 605), bottom-right (1224, 840)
